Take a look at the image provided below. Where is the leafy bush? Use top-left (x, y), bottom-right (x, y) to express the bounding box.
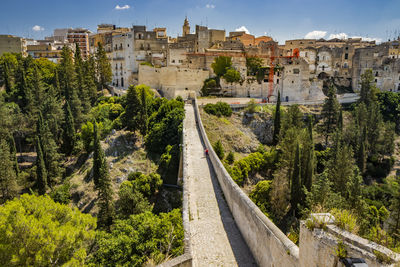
top-left (128, 171), bottom-right (163, 198)
top-left (158, 144), bottom-right (180, 184)
top-left (0, 194), bottom-right (96, 266)
top-left (203, 102), bottom-right (232, 117)
top-left (50, 182), bottom-right (71, 204)
top-left (116, 180), bottom-right (152, 218)
top-left (90, 209), bottom-right (184, 266)
top-left (250, 180), bottom-right (272, 215)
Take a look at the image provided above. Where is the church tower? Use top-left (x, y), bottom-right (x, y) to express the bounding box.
top-left (183, 17), bottom-right (190, 37)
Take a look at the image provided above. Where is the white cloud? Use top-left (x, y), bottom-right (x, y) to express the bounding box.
top-left (115, 4), bottom-right (130, 10)
top-left (32, 25), bottom-right (44, 31)
top-left (304, 30), bottom-right (327, 39)
top-left (235, 26), bottom-right (250, 34)
top-left (328, 33), bottom-right (348, 39)
top-left (206, 4), bottom-right (215, 9)
top-left (329, 32), bottom-right (381, 43)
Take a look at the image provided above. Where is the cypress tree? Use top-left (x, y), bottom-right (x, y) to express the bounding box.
top-left (357, 126), bottom-right (367, 174)
top-left (35, 136), bottom-right (47, 195)
top-left (15, 66), bottom-right (30, 112)
top-left (7, 134), bottom-right (19, 176)
top-left (83, 55), bottom-right (98, 104)
top-left (0, 140), bottom-right (18, 203)
top-left (139, 87), bottom-right (148, 136)
top-left (3, 62), bottom-right (12, 95)
top-left (36, 111), bottom-right (60, 186)
top-left (321, 85), bottom-right (340, 145)
top-left (122, 85), bottom-right (140, 131)
top-left (96, 42), bottom-right (112, 91)
top-left (59, 46), bottom-right (82, 127)
top-left (75, 44), bottom-right (91, 115)
top-left (93, 121), bottom-right (103, 188)
top-left (290, 142), bottom-right (301, 215)
top-left (62, 101), bottom-right (76, 155)
top-left (338, 108), bottom-right (343, 133)
top-left (92, 120), bottom-right (114, 230)
top-left (273, 91), bottom-right (281, 145)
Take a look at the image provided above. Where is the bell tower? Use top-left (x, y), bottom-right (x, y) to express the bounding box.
top-left (183, 16), bottom-right (190, 37)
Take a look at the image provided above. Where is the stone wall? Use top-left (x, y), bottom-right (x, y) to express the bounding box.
top-left (193, 98), bottom-right (300, 267)
top-left (299, 214), bottom-right (400, 267)
top-left (138, 65), bottom-right (209, 99)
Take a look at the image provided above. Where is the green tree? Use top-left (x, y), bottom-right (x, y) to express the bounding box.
top-left (139, 86), bottom-right (149, 136)
top-left (83, 55), bottom-right (98, 103)
top-left (246, 57), bottom-right (263, 76)
top-left (59, 46), bottom-right (82, 127)
top-left (211, 56), bottom-right (232, 78)
top-left (290, 142), bottom-right (302, 215)
top-left (36, 112), bottom-right (61, 186)
top-left (250, 180), bottom-right (272, 215)
top-left (223, 68), bottom-right (241, 94)
top-left (35, 136), bottom-right (47, 195)
top-left (92, 121), bottom-right (103, 188)
top-left (321, 84), bottom-right (340, 145)
top-left (116, 180), bottom-right (152, 218)
top-left (7, 134), bottom-right (19, 176)
top-left (213, 140), bottom-right (225, 160)
top-left (0, 140), bottom-right (17, 203)
top-left (359, 69), bottom-right (379, 107)
top-left (92, 121), bottom-right (114, 230)
top-left (388, 176), bottom-right (400, 245)
top-left (80, 121), bottom-right (94, 153)
top-left (0, 194), bottom-right (96, 266)
top-left (226, 151), bottom-right (235, 165)
top-left (74, 44), bottom-right (91, 115)
top-left (90, 209), bottom-right (183, 266)
top-left (273, 91), bottom-right (281, 145)
top-left (62, 101), bottom-right (76, 155)
top-left (41, 86), bottom-right (64, 145)
top-left (96, 42), bottom-right (112, 91)
top-left (121, 85), bottom-right (140, 131)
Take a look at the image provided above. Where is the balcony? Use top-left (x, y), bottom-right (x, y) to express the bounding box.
top-left (112, 57), bottom-right (124, 61)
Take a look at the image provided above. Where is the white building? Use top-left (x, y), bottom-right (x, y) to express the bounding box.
top-left (111, 31), bottom-right (136, 90)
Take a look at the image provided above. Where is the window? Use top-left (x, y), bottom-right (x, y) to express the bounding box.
top-left (322, 66), bottom-right (325, 71)
top-left (345, 47), bottom-right (348, 50)
top-left (305, 52), bottom-right (308, 57)
top-left (292, 81), bottom-right (294, 84)
top-left (147, 44), bottom-right (151, 50)
top-left (121, 77), bottom-right (124, 87)
top-left (293, 69), bottom-right (300, 74)
top-left (345, 53), bottom-right (348, 60)
top-left (277, 79), bottom-right (279, 84)
top-left (172, 59), bottom-right (175, 63)
top-left (127, 44), bottom-right (129, 47)
top-left (375, 72), bottom-right (378, 76)
top-left (375, 79), bottom-right (377, 83)
top-left (178, 60), bottom-right (183, 63)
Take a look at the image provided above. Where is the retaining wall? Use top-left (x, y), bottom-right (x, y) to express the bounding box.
top-left (193, 98), bottom-right (299, 267)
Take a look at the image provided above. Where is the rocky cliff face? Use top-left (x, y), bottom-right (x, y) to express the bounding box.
top-left (243, 113), bottom-right (274, 145)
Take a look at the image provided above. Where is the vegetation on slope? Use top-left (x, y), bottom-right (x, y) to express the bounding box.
top-left (0, 50), bottom-right (185, 265)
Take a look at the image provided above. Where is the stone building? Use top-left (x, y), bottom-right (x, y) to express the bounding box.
top-left (27, 40), bottom-right (74, 63)
top-left (0, 35), bottom-right (27, 56)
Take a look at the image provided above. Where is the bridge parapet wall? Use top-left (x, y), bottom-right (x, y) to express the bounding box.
top-left (193, 98), bottom-right (299, 266)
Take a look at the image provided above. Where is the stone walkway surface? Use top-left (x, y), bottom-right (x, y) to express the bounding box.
top-left (184, 104), bottom-right (256, 267)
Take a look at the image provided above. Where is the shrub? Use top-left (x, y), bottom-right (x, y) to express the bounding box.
top-left (203, 102), bottom-right (232, 117)
top-left (213, 140), bottom-right (225, 160)
top-left (250, 180), bottom-right (272, 215)
top-left (50, 182), bottom-right (71, 204)
top-left (226, 151), bottom-right (235, 165)
top-left (331, 209), bottom-right (359, 234)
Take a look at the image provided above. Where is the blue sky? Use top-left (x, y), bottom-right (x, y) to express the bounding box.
top-left (1, 0), bottom-right (400, 44)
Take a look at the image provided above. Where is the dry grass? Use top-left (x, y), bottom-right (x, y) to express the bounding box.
top-left (69, 130), bottom-right (157, 215)
top-left (200, 109), bottom-right (261, 159)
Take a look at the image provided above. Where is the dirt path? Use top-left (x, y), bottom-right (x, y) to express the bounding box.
top-left (184, 104), bottom-right (256, 267)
